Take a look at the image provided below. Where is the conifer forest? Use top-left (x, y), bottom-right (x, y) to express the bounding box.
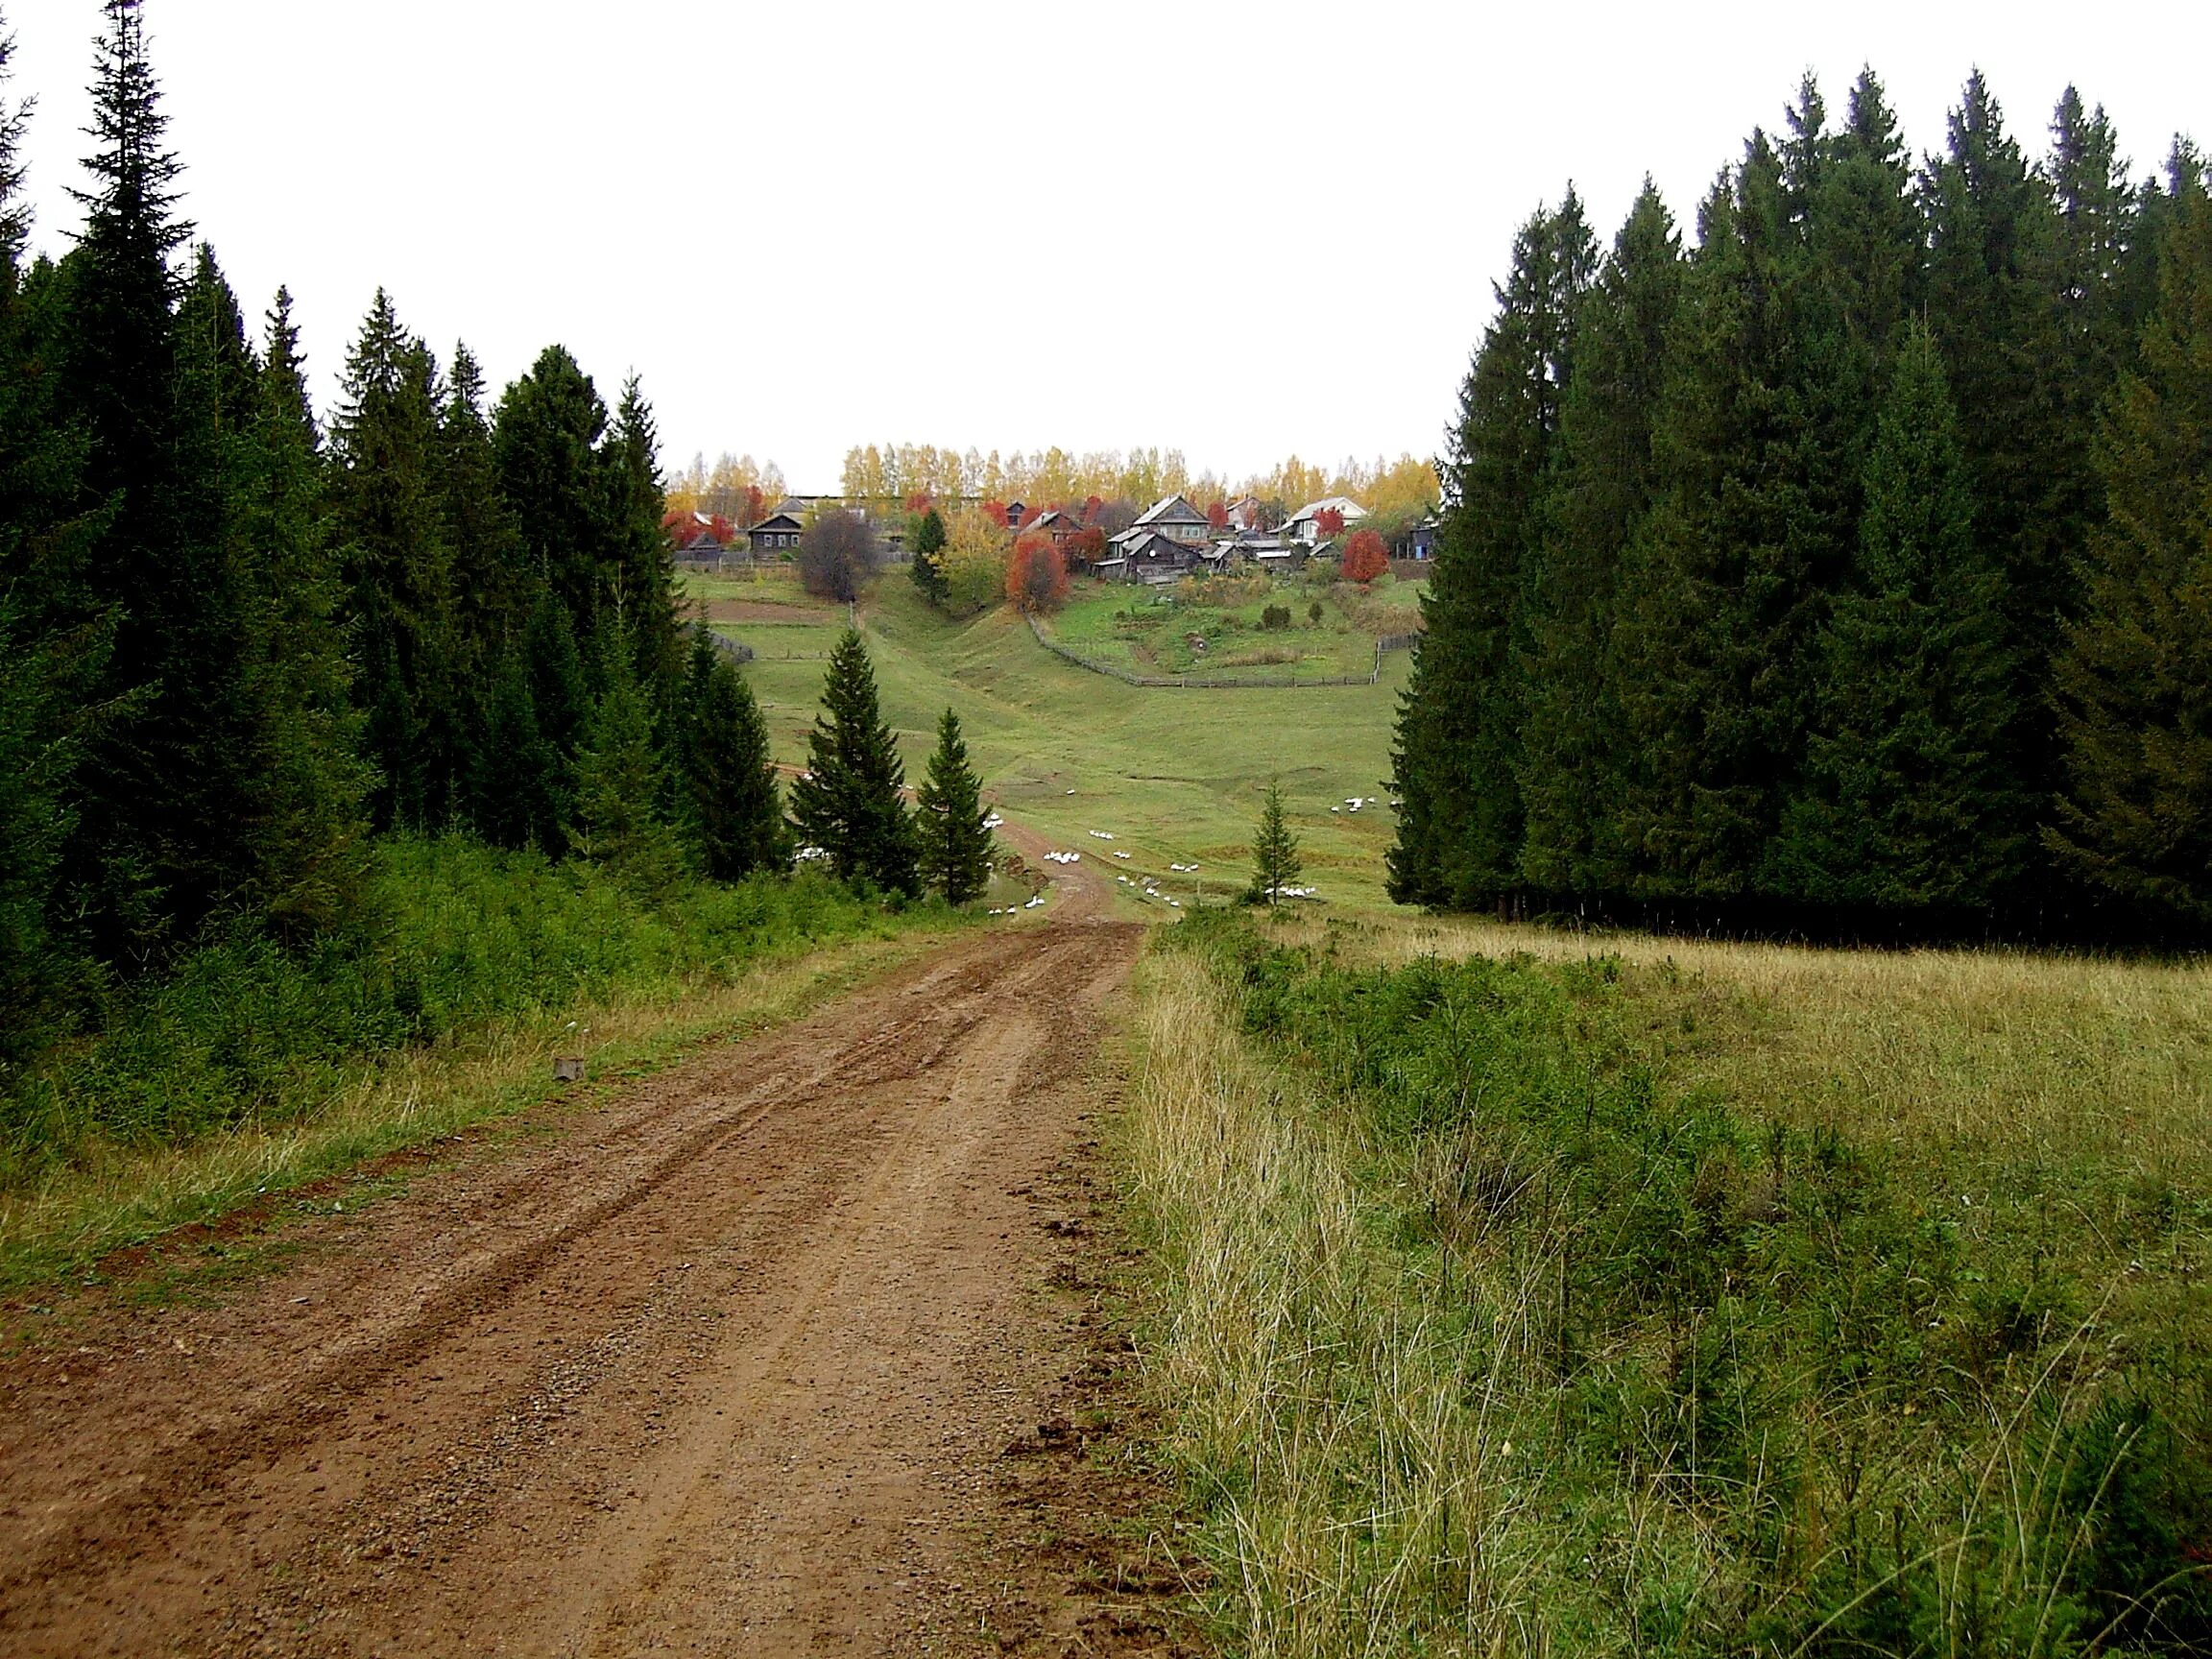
top-left (0, 2), bottom-right (798, 1095)
top-left (1390, 70), bottom-right (2212, 940)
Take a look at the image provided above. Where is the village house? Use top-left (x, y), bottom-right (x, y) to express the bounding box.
top-left (1390, 513), bottom-right (1439, 561)
top-left (1281, 494), bottom-right (1370, 546)
top-left (744, 503), bottom-right (806, 559)
top-left (1095, 493), bottom-right (1214, 584)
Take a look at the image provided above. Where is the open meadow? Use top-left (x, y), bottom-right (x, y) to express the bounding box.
top-left (1126, 909), bottom-right (2212, 1655)
top-left (689, 570), bottom-right (1414, 913)
top-left (1041, 569), bottom-right (1426, 681)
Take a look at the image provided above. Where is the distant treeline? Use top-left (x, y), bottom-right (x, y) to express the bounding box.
top-left (0, 2), bottom-right (783, 1067)
top-left (1391, 69), bottom-right (2212, 939)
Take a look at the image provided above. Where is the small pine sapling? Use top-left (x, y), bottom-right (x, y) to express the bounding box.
top-left (1247, 777), bottom-right (1304, 907)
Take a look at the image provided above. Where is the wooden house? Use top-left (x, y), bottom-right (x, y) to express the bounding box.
top-left (744, 505), bottom-right (805, 558)
top-left (1282, 494), bottom-right (1369, 546)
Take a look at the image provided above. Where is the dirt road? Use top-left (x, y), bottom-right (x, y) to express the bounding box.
top-left (0, 886), bottom-right (1184, 1656)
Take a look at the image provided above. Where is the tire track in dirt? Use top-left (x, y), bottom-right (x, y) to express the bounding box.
top-left (0, 902), bottom-right (1188, 1657)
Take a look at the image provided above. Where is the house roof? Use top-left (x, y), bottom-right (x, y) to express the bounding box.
top-left (1116, 528), bottom-right (1193, 560)
top-left (1132, 493), bottom-right (1209, 529)
top-left (1283, 495), bottom-right (1369, 528)
top-left (749, 511), bottom-right (804, 533)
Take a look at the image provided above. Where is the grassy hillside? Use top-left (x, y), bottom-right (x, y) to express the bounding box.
top-left (1128, 910), bottom-right (2212, 1655)
top-left (695, 572), bottom-right (1412, 912)
top-left (1044, 570), bottom-right (1425, 680)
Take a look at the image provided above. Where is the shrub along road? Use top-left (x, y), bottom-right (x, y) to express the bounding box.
top-left (0, 849), bottom-right (1190, 1656)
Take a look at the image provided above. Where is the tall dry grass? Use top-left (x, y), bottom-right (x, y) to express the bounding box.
top-left (1122, 950), bottom-right (1539, 1655)
top-left (1119, 916), bottom-right (2212, 1656)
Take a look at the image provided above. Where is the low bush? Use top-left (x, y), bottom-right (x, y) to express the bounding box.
top-left (1, 837), bottom-right (907, 1184)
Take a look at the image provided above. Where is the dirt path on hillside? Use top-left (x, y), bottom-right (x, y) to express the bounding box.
top-left (0, 885), bottom-right (1192, 1656)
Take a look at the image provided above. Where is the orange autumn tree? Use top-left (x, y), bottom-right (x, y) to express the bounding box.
top-left (1006, 533), bottom-right (1069, 613)
top-left (1340, 527), bottom-right (1388, 584)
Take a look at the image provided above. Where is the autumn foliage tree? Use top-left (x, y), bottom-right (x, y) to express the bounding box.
top-left (1340, 528), bottom-right (1389, 584)
top-left (1314, 506), bottom-right (1346, 539)
top-left (1006, 534), bottom-right (1069, 613)
top-left (981, 499), bottom-right (1009, 528)
top-left (1065, 524), bottom-right (1105, 571)
top-left (1206, 498), bottom-right (1230, 530)
top-left (797, 508), bottom-right (879, 602)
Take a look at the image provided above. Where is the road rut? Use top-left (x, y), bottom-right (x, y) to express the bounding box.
top-left (0, 911), bottom-right (1164, 1657)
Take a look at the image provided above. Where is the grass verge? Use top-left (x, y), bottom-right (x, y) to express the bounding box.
top-left (0, 838), bottom-right (959, 1295)
top-left (1121, 910), bottom-right (2212, 1656)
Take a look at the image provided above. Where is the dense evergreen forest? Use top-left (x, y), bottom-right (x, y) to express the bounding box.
top-left (1392, 69), bottom-right (2212, 939)
top-left (0, 1), bottom-right (788, 1073)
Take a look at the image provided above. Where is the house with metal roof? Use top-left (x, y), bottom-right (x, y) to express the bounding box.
top-left (1281, 495), bottom-right (1370, 546)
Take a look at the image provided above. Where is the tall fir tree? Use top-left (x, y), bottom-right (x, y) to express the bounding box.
top-left (1923, 73), bottom-right (2072, 844)
top-left (493, 344), bottom-right (611, 645)
top-left (467, 644), bottom-right (560, 852)
top-left (1610, 127), bottom-right (1850, 903)
top-left (1389, 190), bottom-right (1593, 909)
top-left (574, 630), bottom-right (683, 893)
top-left (789, 628), bottom-right (920, 897)
top-left (2048, 170), bottom-right (2212, 921)
top-left (437, 342), bottom-right (530, 674)
top-left (1517, 181), bottom-right (1682, 897)
top-left (909, 506), bottom-right (949, 604)
top-left (914, 707), bottom-right (992, 904)
top-left (330, 292), bottom-right (462, 828)
top-left (675, 627), bottom-right (783, 881)
top-left (519, 585), bottom-right (589, 855)
top-left (1769, 325), bottom-right (2023, 910)
top-left (231, 287), bottom-right (371, 935)
top-left (605, 373), bottom-right (683, 706)
top-left (55, 0), bottom-right (209, 956)
top-left (0, 12), bottom-right (110, 1048)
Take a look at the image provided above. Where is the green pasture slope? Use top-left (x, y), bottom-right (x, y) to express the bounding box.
top-left (691, 573), bottom-right (1409, 911)
top-left (1043, 572), bottom-right (1426, 680)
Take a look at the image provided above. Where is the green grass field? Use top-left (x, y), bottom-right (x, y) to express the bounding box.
top-left (1042, 570), bottom-right (1426, 680)
top-left (686, 572), bottom-right (1412, 913)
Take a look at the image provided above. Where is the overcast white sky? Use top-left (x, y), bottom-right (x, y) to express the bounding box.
top-left (11, 2), bottom-right (2208, 492)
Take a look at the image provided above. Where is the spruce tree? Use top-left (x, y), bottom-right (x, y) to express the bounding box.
top-left (676, 627), bottom-right (784, 880)
top-left (0, 18), bottom-right (108, 1048)
top-left (914, 707), bottom-right (992, 903)
top-left (788, 628), bottom-right (919, 896)
top-left (1248, 777), bottom-right (1303, 907)
top-left (55, 0), bottom-right (210, 956)
top-left (1390, 192), bottom-right (1593, 910)
top-left (520, 586), bottom-right (588, 854)
top-left (1769, 325), bottom-right (2023, 910)
top-left (2048, 171), bottom-right (2212, 921)
top-left (493, 344), bottom-right (611, 643)
top-left (606, 373), bottom-right (683, 705)
top-left (574, 633), bottom-right (683, 894)
top-left (437, 342), bottom-right (529, 672)
top-left (468, 645), bottom-right (558, 852)
top-left (1517, 181), bottom-right (1682, 897)
top-left (1610, 134), bottom-right (1847, 903)
top-left (1923, 73), bottom-right (2071, 831)
top-left (231, 286), bottom-right (371, 935)
top-left (909, 506), bottom-right (949, 604)
top-left (330, 292), bottom-right (462, 828)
